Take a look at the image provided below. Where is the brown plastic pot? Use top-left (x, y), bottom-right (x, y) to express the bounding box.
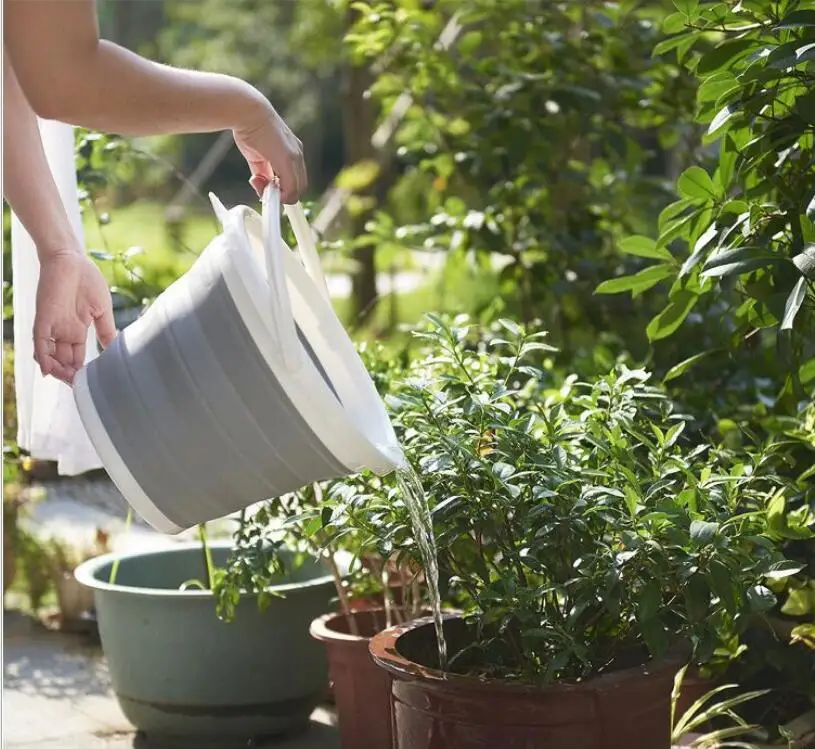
top-left (370, 615), bottom-right (685, 749)
top-left (310, 609), bottom-right (395, 749)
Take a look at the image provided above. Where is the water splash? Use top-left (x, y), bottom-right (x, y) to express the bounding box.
top-left (395, 465), bottom-right (448, 672)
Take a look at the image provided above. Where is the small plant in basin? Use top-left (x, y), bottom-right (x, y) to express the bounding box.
top-left (333, 316), bottom-right (801, 749)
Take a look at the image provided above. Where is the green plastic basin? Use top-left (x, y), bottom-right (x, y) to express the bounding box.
top-left (75, 542), bottom-right (333, 745)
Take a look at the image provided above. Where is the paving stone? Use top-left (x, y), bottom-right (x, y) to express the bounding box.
top-left (3, 612), bottom-right (339, 749)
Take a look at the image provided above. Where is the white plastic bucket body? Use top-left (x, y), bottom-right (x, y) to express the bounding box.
top-left (74, 190), bottom-right (404, 534)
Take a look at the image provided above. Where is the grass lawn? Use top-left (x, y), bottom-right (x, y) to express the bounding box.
top-left (83, 200), bottom-right (417, 298)
top-left (82, 200), bottom-right (218, 297)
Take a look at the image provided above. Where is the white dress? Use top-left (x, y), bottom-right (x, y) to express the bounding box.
top-left (12, 118), bottom-right (103, 475)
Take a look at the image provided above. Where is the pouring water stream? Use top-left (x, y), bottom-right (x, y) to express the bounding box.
top-left (395, 463), bottom-right (448, 672)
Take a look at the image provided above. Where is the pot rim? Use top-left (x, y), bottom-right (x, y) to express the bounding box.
top-left (369, 615), bottom-right (685, 695)
top-left (310, 610), bottom-right (375, 644)
top-left (310, 607), bottom-right (441, 644)
top-left (75, 541), bottom-right (335, 598)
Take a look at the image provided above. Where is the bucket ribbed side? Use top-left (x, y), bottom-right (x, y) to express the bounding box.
top-left (84, 272), bottom-right (347, 530)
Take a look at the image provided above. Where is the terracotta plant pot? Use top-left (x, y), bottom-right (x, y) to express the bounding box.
top-left (370, 616), bottom-right (684, 749)
top-left (310, 609), bottom-right (395, 749)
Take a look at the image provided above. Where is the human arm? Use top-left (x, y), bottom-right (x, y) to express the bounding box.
top-left (4, 0), bottom-right (305, 203)
top-left (3, 51), bottom-right (116, 384)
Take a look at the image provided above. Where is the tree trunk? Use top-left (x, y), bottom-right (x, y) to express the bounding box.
top-left (341, 10), bottom-right (379, 326)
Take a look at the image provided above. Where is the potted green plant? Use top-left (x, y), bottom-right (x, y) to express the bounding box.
top-left (75, 524), bottom-right (336, 745)
top-left (335, 317), bottom-right (799, 749)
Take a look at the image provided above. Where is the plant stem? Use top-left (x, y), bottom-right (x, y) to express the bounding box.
top-left (107, 507), bottom-right (133, 585)
top-left (382, 564), bottom-right (394, 627)
top-left (198, 523), bottom-right (215, 590)
top-left (327, 552), bottom-right (359, 636)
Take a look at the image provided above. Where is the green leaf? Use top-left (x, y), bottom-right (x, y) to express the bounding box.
top-left (684, 576), bottom-right (710, 622)
top-left (664, 350), bottom-right (715, 382)
top-left (646, 291), bottom-right (699, 341)
top-left (690, 520), bottom-right (719, 545)
top-left (697, 39), bottom-right (759, 75)
top-left (672, 0), bottom-right (699, 16)
top-left (746, 585), bottom-right (776, 613)
top-left (321, 505), bottom-right (333, 527)
top-left (781, 588), bottom-right (813, 616)
top-left (618, 235), bottom-right (674, 262)
top-left (653, 31), bottom-right (696, 58)
top-left (457, 30), bottom-right (483, 55)
top-left (800, 357), bottom-right (815, 385)
top-left (764, 560), bottom-right (805, 580)
top-left (665, 421), bottom-right (686, 448)
top-left (680, 224), bottom-right (718, 277)
top-left (677, 166), bottom-right (718, 201)
top-left (640, 617), bottom-right (670, 656)
top-left (776, 9), bottom-right (815, 29)
top-left (708, 105), bottom-right (737, 136)
top-left (659, 198), bottom-right (694, 233)
top-left (708, 560), bottom-right (738, 613)
top-left (639, 579), bottom-right (663, 622)
top-left (780, 277), bottom-right (807, 331)
top-left (701, 247), bottom-right (781, 279)
top-left (663, 11), bottom-right (687, 34)
top-left (721, 200), bottom-right (748, 214)
top-left (498, 318), bottom-right (521, 337)
top-left (595, 264), bottom-right (674, 295)
top-left (336, 159), bottom-right (381, 191)
top-left (792, 245), bottom-right (815, 280)
top-left (716, 146), bottom-right (738, 190)
top-left (792, 624), bottom-right (815, 649)
top-left (697, 72), bottom-right (738, 104)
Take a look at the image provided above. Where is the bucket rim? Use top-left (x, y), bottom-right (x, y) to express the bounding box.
top-left (74, 540), bottom-right (336, 598)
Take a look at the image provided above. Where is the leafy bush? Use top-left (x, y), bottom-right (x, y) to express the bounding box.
top-left (327, 316), bottom-right (808, 684)
top-left (599, 0), bottom-right (815, 389)
top-left (346, 0), bottom-right (697, 347)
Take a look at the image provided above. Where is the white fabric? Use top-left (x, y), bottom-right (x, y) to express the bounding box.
top-left (12, 118), bottom-right (103, 475)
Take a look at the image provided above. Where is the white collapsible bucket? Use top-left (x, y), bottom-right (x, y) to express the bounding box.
top-left (73, 187), bottom-right (405, 534)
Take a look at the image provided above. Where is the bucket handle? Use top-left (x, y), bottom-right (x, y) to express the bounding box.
top-left (261, 186), bottom-right (303, 372)
top-left (283, 203), bottom-right (331, 303)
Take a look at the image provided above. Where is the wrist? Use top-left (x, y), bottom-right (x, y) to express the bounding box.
top-left (36, 235), bottom-right (82, 263)
top-left (231, 80), bottom-right (276, 136)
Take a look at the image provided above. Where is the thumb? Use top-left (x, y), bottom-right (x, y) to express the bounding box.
top-left (93, 305), bottom-right (118, 349)
top-left (249, 173), bottom-right (271, 197)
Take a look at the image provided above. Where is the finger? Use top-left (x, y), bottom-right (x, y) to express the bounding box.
top-left (279, 170), bottom-right (298, 205)
top-left (247, 160), bottom-right (274, 197)
top-left (93, 305), bottom-right (117, 349)
top-left (55, 340), bottom-right (73, 370)
top-left (33, 335), bottom-right (55, 374)
top-left (249, 174), bottom-right (270, 197)
top-left (49, 359), bottom-right (76, 386)
top-left (72, 341), bottom-right (86, 371)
